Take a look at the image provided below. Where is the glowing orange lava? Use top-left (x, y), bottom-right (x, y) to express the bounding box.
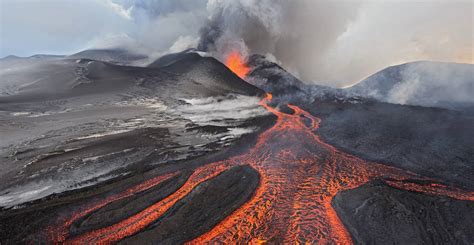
top-left (47, 172), bottom-right (178, 242)
top-left (225, 51), bottom-right (250, 78)
top-left (50, 93), bottom-right (474, 244)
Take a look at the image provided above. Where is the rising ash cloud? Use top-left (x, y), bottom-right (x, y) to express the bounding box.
top-left (194, 0), bottom-right (472, 88)
top-left (1, 0), bottom-right (472, 90)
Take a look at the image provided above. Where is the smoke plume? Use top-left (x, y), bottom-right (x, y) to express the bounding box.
top-left (196, 0), bottom-right (473, 87)
top-left (2, 0), bottom-right (472, 87)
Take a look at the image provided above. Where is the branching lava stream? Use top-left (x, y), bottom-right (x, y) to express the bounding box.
top-left (48, 93), bottom-right (474, 244)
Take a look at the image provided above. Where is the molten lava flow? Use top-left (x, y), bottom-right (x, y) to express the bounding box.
top-left (47, 172), bottom-right (178, 242)
top-left (50, 93), bottom-right (474, 244)
top-left (67, 163), bottom-right (230, 244)
top-left (225, 50), bottom-right (250, 78)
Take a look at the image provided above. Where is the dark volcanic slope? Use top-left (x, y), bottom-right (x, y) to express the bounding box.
top-left (333, 180), bottom-right (474, 244)
top-left (246, 54), bottom-right (306, 96)
top-left (307, 99), bottom-right (474, 189)
top-left (150, 51), bottom-right (263, 97)
top-left (147, 48), bottom-right (200, 68)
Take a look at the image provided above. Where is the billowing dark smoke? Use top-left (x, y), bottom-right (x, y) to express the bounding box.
top-left (197, 0), bottom-right (286, 60)
top-left (197, 17), bottom-right (222, 52)
top-left (196, 0), bottom-right (361, 84)
top-left (195, 0), bottom-right (472, 87)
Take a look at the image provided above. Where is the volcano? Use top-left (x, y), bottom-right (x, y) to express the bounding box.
top-left (0, 50), bottom-right (473, 244)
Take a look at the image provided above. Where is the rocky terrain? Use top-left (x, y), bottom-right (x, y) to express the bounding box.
top-left (333, 180), bottom-right (474, 244)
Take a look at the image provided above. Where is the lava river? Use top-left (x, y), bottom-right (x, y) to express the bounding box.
top-left (46, 93), bottom-right (474, 244)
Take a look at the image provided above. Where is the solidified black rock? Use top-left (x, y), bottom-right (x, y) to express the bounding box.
top-left (121, 165), bottom-right (260, 244)
top-left (333, 180), bottom-right (474, 244)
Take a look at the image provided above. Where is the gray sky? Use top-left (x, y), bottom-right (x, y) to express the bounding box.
top-left (1, 0), bottom-right (472, 86)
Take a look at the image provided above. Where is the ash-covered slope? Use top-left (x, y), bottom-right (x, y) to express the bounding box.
top-left (0, 59), bottom-right (151, 102)
top-left (0, 55), bottom-right (65, 96)
top-left (0, 52), bottom-right (262, 103)
top-left (147, 48), bottom-right (200, 68)
top-left (69, 48), bottom-right (148, 65)
top-left (0, 51), bottom-right (268, 211)
top-left (348, 61), bottom-right (474, 110)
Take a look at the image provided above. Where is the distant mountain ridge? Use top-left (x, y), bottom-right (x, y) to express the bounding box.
top-left (348, 61), bottom-right (474, 110)
top-left (69, 48), bottom-right (148, 65)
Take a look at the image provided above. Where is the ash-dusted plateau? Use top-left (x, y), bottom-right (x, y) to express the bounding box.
top-left (0, 49), bottom-right (473, 244)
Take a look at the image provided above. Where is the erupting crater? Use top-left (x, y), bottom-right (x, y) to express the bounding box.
top-left (47, 92), bottom-right (474, 244)
top-left (225, 50), bottom-right (250, 79)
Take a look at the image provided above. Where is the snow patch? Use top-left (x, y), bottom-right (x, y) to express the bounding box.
top-left (178, 95), bottom-right (268, 127)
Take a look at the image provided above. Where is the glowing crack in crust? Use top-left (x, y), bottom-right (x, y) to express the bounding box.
top-left (48, 93), bottom-right (474, 244)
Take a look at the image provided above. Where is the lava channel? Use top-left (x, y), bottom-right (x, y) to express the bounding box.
top-left (49, 93), bottom-right (473, 244)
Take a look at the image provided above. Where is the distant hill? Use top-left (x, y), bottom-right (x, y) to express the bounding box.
top-left (0, 54), bottom-right (64, 65)
top-left (1, 55), bottom-right (21, 60)
top-left (69, 48), bottom-right (148, 65)
top-left (348, 61), bottom-right (474, 110)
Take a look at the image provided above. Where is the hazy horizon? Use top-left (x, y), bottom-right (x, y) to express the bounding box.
top-left (1, 0), bottom-right (472, 86)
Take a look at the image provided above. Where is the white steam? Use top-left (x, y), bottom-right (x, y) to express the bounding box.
top-left (349, 61), bottom-right (474, 109)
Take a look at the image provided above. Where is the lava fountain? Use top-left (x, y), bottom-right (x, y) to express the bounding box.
top-left (225, 50), bottom-right (250, 79)
top-left (49, 94), bottom-right (473, 244)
